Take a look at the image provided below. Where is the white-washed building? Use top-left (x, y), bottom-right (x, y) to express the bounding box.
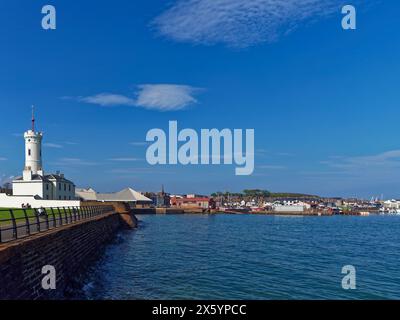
top-left (11, 110), bottom-right (76, 201)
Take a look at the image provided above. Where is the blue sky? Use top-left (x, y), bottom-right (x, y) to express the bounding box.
top-left (0, 0), bottom-right (399, 198)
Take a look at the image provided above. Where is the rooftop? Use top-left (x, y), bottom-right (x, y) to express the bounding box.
top-left (76, 187), bottom-right (152, 203)
top-left (14, 174), bottom-right (75, 185)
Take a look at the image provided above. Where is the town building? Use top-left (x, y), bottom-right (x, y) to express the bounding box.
top-left (170, 196), bottom-right (215, 209)
top-left (0, 109), bottom-right (80, 208)
top-left (145, 185), bottom-right (171, 208)
top-left (76, 187), bottom-right (152, 208)
top-left (11, 110), bottom-right (76, 200)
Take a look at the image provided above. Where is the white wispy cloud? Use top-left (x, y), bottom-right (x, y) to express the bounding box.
top-left (135, 84), bottom-right (200, 111)
top-left (44, 143), bottom-right (63, 149)
top-left (0, 157), bottom-right (7, 161)
top-left (108, 168), bottom-right (177, 175)
top-left (129, 141), bottom-right (149, 146)
top-left (153, 0), bottom-right (359, 47)
top-left (323, 150), bottom-right (400, 169)
top-left (80, 93), bottom-right (136, 107)
top-left (108, 158), bottom-right (142, 162)
top-left (258, 165), bottom-right (286, 170)
top-left (276, 152), bottom-right (294, 157)
top-left (77, 84), bottom-right (201, 111)
top-left (50, 158), bottom-right (99, 166)
top-left (307, 150), bottom-right (400, 192)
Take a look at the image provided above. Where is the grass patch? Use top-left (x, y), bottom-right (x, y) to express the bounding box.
top-left (0, 208), bottom-right (37, 225)
top-left (0, 208), bottom-right (35, 218)
top-left (0, 208), bottom-right (84, 226)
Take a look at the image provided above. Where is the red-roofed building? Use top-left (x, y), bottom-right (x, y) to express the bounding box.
top-left (170, 196), bottom-right (215, 209)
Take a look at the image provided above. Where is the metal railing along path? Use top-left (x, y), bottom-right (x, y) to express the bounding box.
top-left (0, 206), bottom-right (114, 243)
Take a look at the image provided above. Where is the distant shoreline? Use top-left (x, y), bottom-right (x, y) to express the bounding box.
top-left (131, 208), bottom-right (380, 217)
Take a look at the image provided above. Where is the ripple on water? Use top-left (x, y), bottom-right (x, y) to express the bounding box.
top-left (73, 214), bottom-right (400, 300)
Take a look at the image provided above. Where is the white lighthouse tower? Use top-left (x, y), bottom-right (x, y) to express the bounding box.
top-left (4, 107), bottom-right (79, 208)
top-left (23, 107), bottom-right (44, 178)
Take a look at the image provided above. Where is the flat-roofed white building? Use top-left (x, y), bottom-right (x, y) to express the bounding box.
top-left (13, 173), bottom-right (75, 200)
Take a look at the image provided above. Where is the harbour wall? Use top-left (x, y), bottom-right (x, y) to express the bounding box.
top-left (0, 204), bottom-right (137, 300)
top-left (132, 208), bottom-right (208, 214)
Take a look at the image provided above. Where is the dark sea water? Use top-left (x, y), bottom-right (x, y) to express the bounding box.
top-left (75, 214), bottom-right (400, 300)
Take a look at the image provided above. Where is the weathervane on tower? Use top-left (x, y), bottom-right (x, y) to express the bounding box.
top-left (31, 105), bottom-right (35, 132)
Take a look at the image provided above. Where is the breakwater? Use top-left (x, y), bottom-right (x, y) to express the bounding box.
top-left (0, 204), bottom-right (137, 300)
